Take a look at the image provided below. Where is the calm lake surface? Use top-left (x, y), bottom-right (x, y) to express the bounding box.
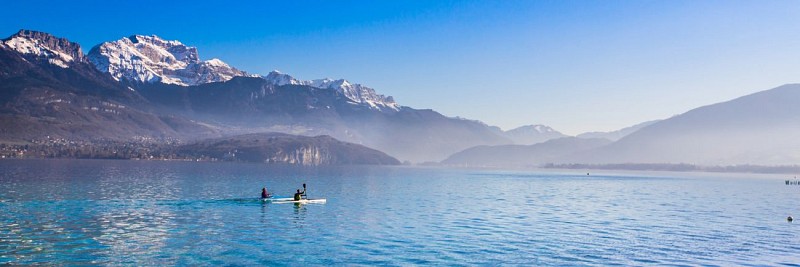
top-left (1, 159), bottom-right (798, 266)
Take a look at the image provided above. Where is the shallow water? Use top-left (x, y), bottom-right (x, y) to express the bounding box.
top-left (1, 159), bottom-right (798, 265)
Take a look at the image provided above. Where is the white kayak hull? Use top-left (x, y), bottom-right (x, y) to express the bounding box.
top-left (272, 198), bottom-right (327, 204)
top-left (262, 197), bottom-right (294, 202)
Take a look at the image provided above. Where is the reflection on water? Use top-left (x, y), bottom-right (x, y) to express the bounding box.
top-left (92, 201), bottom-right (176, 265)
top-left (0, 159), bottom-right (799, 265)
top-left (292, 203), bottom-right (307, 228)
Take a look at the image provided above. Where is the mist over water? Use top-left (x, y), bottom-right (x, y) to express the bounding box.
top-left (1, 159), bottom-right (798, 265)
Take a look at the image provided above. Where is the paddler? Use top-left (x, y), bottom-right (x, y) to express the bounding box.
top-left (293, 183), bottom-right (306, 201)
top-left (261, 187), bottom-right (271, 199)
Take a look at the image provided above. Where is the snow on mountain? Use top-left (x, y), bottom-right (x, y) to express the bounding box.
top-left (308, 77), bottom-right (399, 111)
top-left (263, 70), bottom-right (399, 111)
top-left (1, 29), bottom-right (85, 68)
top-left (87, 35), bottom-right (254, 86)
top-left (84, 33), bottom-right (397, 110)
top-left (503, 124), bottom-right (567, 145)
top-left (262, 70), bottom-right (305, 86)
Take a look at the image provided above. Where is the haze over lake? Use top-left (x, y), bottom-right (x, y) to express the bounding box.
top-left (1, 160), bottom-right (798, 265)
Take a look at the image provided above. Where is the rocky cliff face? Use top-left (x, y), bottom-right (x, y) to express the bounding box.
top-left (265, 145), bottom-right (330, 165)
top-left (176, 133), bottom-right (401, 165)
top-left (87, 35), bottom-right (399, 112)
top-left (0, 30), bottom-right (219, 142)
top-left (87, 34), bottom-right (399, 111)
top-left (1, 29), bottom-right (86, 68)
top-left (263, 70), bottom-right (399, 112)
top-left (87, 35), bottom-right (253, 86)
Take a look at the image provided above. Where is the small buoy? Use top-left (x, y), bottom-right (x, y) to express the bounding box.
top-left (789, 216), bottom-right (794, 222)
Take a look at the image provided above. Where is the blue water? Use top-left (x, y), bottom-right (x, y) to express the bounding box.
top-left (1, 159), bottom-right (799, 266)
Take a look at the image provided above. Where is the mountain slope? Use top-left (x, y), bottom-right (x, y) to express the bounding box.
top-left (88, 35), bottom-right (253, 86)
top-left (442, 137), bottom-right (611, 168)
top-left (136, 77), bottom-right (510, 162)
top-left (177, 132), bottom-right (401, 165)
top-left (263, 70), bottom-right (398, 112)
top-left (0, 30), bottom-right (218, 142)
top-left (0, 30), bottom-right (513, 162)
top-left (502, 124), bottom-right (567, 145)
top-left (575, 84), bottom-right (800, 165)
top-left (577, 120), bottom-right (659, 141)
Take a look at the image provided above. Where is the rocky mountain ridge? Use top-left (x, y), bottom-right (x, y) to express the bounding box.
top-left (262, 70), bottom-right (398, 111)
top-left (0, 30), bottom-right (218, 142)
top-left (1, 29), bottom-right (86, 68)
top-left (501, 124), bottom-right (567, 145)
top-left (0, 29), bottom-right (511, 162)
top-left (85, 34), bottom-right (399, 111)
top-left (11, 29), bottom-right (795, 166)
top-left (87, 35), bottom-right (255, 86)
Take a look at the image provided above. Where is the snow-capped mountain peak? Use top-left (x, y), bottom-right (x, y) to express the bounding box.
top-left (507, 124), bottom-right (558, 134)
top-left (1, 29), bottom-right (85, 68)
top-left (533, 125), bottom-right (554, 133)
top-left (262, 70), bottom-right (304, 86)
top-left (88, 35), bottom-right (252, 86)
top-left (503, 124), bottom-right (567, 145)
top-left (204, 58), bottom-right (227, 67)
top-left (262, 71), bottom-right (399, 111)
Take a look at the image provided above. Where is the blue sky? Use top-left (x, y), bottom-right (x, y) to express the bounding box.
top-left (3, 0), bottom-right (800, 134)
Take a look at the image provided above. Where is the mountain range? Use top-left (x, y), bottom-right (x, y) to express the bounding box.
top-left (88, 35), bottom-right (255, 87)
top-left (2, 29), bottom-right (798, 167)
top-left (576, 120), bottom-right (659, 141)
top-left (0, 30), bottom-right (217, 142)
top-left (443, 84), bottom-right (800, 167)
top-left (574, 84), bottom-right (800, 165)
top-left (0, 29), bottom-right (512, 162)
top-left (501, 125), bottom-right (567, 145)
top-left (441, 137), bottom-right (611, 168)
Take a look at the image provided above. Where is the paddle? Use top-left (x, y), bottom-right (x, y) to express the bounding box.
top-left (303, 183), bottom-right (307, 199)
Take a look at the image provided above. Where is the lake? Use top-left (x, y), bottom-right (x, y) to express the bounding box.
top-left (1, 159), bottom-right (798, 266)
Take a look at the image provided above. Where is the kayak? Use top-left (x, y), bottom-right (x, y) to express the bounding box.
top-left (272, 198), bottom-right (327, 204)
top-left (261, 197), bottom-right (293, 202)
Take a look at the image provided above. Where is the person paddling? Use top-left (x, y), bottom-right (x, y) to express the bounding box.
top-left (293, 183), bottom-right (306, 201)
top-left (261, 187), bottom-right (271, 199)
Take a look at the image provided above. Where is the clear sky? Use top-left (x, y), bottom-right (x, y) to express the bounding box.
top-left (3, 0), bottom-right (800, 135)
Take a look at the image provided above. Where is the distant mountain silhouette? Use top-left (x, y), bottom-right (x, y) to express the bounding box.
top-left (573, 84), bottom-right (800, 165)
top-left (134, 77), bottom-right (509, 162)
top-left (442, 137), bottom-right (611, 168)
top-left (501, 124), bottom-right (567, 145)
top-left (577, 120), bottom-right (659, 141)
top-left (5, 30), bottom-right (798, 166)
